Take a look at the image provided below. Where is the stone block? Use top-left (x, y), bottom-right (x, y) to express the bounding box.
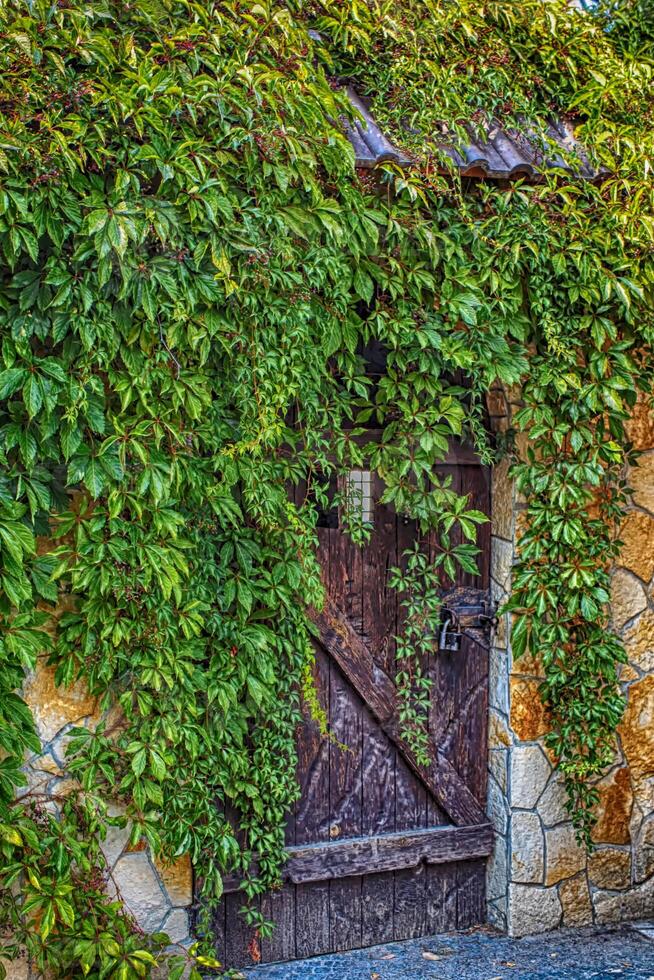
top-left (112, 852), bottom-right (170, 933)
top-left (490, 747), bottom-right (508, 793)
top-left (507, 883), bottom-right (562, 937)
top-left (489, 647), bottom-right (510, 714)
top-left (0, 955), bottom-right (29, 980)
top-left (30, 752), bottom-right (62, 776)
top-left (491, 457), bottom-right (514, 541)
top-left (491, 537), bottom-right (513, 593)
top-left (154, 854), bottom-right (193, 907)
top-left (487, 834), bottom-right (509, 901)
top-left (510, 745), bottom-right (551, 809)
top-left (611, 570), bottom-right (648, 631)
top-left (633, 815), bottom-right (654, 883)
top-left (161, 908), bottom-right (190, 945)
top-left (618, 511), bottom-right (654, 583)
top-left (510, 677), bottom-right (550, 742)
top-left (488, 894), bottom-right (508, 931)
top-left (101, 806), bottom-right (131, 870)
top-left (486, 388), bottom-right (509, 419)
top-left (544, 823), bottom-right (586, 885)
top-left (622, 609), bottom-right (654, 673)
top-left (592, 876), bottom-right (654, 926)
top-left (629, 452), bottom-right (654, 515)
top-left (511, 811), bottom-right (544, 884)
top-left (489, 707), bottom-right (513, 748)
top-left (22, 662), bottom-right (97, 744)
top-left (488, 774), bottom-right (510, 836)
top-left (619, 675), bottom-right (654, 785)
top-left (558, 873), bottom-right (592, 927)
top-left (592, 766), bottom-right (633, 845)
top-left (538, 773), bottom-right (569, 827)
top-left (588, 848), bottom-right (631, 890)
top-left (625, 397), bottom-right (654, 450)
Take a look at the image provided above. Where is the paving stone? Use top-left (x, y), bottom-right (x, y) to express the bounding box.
top-left (242, 924), bottom-right (654, 979)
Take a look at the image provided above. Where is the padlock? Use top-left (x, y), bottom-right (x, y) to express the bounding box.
top-left (438, 611), bottom-right (462, 653)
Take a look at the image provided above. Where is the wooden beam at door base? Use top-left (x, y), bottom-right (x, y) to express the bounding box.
top-left (220, 823), bottom-right (493, 892)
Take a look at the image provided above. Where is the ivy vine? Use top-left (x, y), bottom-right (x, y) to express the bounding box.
top-left (0, 0), bottom-right (653, 976)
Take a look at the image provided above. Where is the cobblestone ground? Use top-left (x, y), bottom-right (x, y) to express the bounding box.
top-left (243, 924), bottom-right (654, 980)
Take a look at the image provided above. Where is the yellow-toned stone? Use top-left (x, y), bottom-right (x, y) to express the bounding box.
top-left (629, 452), bottom-right (654, 515)
top-left (588, 849), bottom-right (631, 890)
top-left (489, 708), bottom-right (513, 748)
top-left (619, 675), bottom-right (654, 784)
top-left (511, 646), bottom-right (545, 679)
top-left (625, 396), bottom-right (654, 451)
top-left (154, 854), bottom-right (193, 907)
top-left (618, 511), bottom-right (654, 583)
top-left (31, 752), bottom-right (62, 776)
top-left (611, 571), bottom-right (648, 631)
top-left (622, 609), bottom-right (654, 672)
top-left (592, 767), bottom-right (633, 845)
top-left (634, 817), bottom-right (654, 883)
top-left (620, 664), bottom-right (640, 683)
top-left (544, 823), bottom-right (586, 885)
top-left (51, 777), bottom-right (80, 797)
top-left (23, 661), bottom-right (98, 743)
top-left (510, 677), bottom-right (550, 742)
top-left (558, 873), bottom-right (592, 927)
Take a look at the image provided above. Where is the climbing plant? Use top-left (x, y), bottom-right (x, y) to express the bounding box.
top-left (0, 0), bottom-right (653, 975)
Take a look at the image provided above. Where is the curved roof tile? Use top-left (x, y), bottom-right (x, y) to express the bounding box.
top-left (342, 86), bottom-right (599, 180)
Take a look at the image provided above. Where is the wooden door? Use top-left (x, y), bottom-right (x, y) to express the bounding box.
top-left (211, 444), bottom-right (493, 967)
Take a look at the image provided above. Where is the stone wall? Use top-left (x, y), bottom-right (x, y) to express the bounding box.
top-left (486, 391), bottom-right (654, 936)
top-left (17, 662), bottom-right (193, 960)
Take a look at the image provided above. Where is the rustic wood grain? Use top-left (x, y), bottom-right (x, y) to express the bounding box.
top-left (220, 443), bottom-right (492, 966)
top-left (313, 599), bottom-right (487, 827)
top-left (220, 824), bottom-right (493, 891)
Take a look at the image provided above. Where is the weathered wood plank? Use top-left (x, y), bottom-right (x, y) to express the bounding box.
top-left (311, 599), bottom-right (487, 827)
top-left (260, 886), bottom-right (296, 964)
top-left (287, 824), bottom-right (493, 884)
top-left (312, 602), bottom-right (396, 724)
top-left (295, 882), bottom-right (330, 958)
top-left (425, 861), bottom-right (459, 933)
top-left (393, 862), bottom-right (428, 941)
top-left (219, 824), bottom-right (493, 892)
top-left (456, 859), bottom-right (486, 929)
top-left (224, 893), bottom-right (259, 969)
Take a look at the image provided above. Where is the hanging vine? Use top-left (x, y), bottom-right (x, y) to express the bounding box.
top-left (0, 0), bottom-right (653, 975)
